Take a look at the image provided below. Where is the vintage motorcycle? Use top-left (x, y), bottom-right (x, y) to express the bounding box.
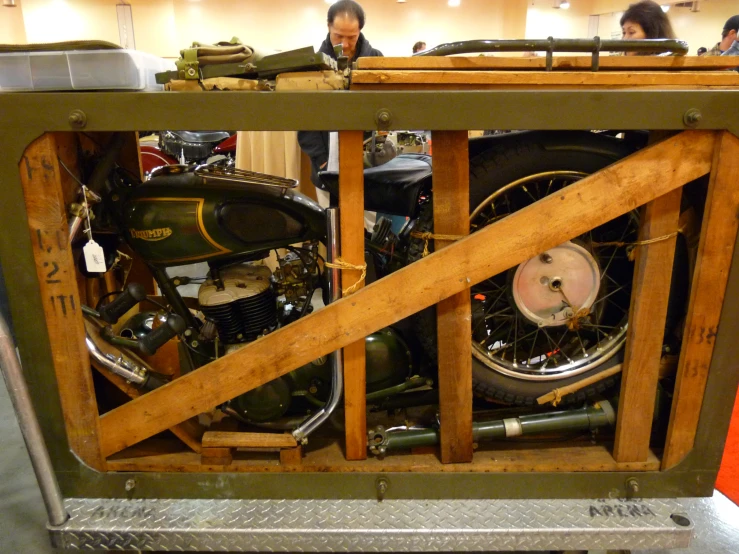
top-left (77, 129), bottom-right (691, 444)
top-left (140, 130), bottom-right (237, 176)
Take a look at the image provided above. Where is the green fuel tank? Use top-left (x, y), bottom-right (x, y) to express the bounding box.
top-left (118, 167), bottom-right (326, 267)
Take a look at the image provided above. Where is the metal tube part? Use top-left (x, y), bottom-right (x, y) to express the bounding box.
top-left (369, 401), bottom-right (616, 456)
top-left (417, 38), bottom-right (689, 58)
top-left (292, 208), bottom-right (343, 444)
top-left (85, 332), bottom-right (147, 386)
top-left (0, 312), bottom-right (68, 526)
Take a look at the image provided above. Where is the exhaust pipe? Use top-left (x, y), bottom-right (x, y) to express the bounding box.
top-left (292, 208), bottom-right (343, 444)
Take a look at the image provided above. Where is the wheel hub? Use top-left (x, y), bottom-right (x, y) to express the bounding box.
top-left (512, 241), bottom-right (600, 327)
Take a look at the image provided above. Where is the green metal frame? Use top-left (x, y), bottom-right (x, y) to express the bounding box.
top-left (0, 90), bottom-right (738, 500)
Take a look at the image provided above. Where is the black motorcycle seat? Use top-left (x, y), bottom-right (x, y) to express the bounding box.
top-left (319, 153), bottom-right (432, 216)
top-left (167, 130), bottom-right (232, 144)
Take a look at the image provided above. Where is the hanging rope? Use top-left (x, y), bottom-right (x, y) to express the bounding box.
top-left (410, 231), bottom-right (467, 257)
top-left (325, 257), bottom-right (367, 296)
top-left (592, 232), bottom-right (678, 261)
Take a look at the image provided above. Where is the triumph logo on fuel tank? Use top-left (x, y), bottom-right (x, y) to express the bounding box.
top-left (129, 227), bottom-right (173, 241)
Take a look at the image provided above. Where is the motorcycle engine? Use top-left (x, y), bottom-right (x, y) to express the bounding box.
top-left (198, 265), bottom-right (278, 344)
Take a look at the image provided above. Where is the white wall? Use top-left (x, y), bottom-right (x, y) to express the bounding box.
top-left (4, 0), bottom-right (736, 57)
top-left (526, 0), bottom-right (596, 41)
top-left (0, 1), bottom-right (27, 44)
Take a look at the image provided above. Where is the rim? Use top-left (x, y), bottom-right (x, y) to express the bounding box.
top-left (469, 171), bottom-right (638, 382)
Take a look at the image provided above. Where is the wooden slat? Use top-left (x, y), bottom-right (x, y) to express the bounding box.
top-left (84, 319), bottom-right (205, 453)
top-left (613, 188), bottom-right (682, 463)
top-left (19, 133), bottom-right (106, 471)
top-left (662, 131), bottom-right (739, 470)
top-left (97, 131), bottom-right (716, 458)
top-left (202, 431), bottom-right (297, 449)
top-left (356, 56), bottom-right (739, 71)
top-left (432, 130), bottom-right (473, 464)
top-left (105, 441), bottom-right (661, 473)
top-left (351, 70), bottom-right (739, 87)
top-left (339, 130), bottom-right (367, 461)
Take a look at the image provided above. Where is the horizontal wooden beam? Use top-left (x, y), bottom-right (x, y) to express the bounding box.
top-left (98, 130), bottom-right (716, 458)
top-left (202, 431), bottom-right (297, 449)
top-left (351, 70), bottom-right (739, 87)
top-left (356, 56), bottom-right (739, 72)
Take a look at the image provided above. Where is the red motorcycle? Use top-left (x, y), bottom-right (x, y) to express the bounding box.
top-left (140, 131), bottom-right (237, 176)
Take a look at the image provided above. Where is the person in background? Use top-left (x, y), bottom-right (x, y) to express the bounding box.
top-left (297, 0), bottom-right (382, 194)
top-left (697, 46), bottom-right (708, 56)
top-left (412, 41), bottom-right (426, 54)
top-left (620, 0), bottom-right (675, 56)
top-left (720, 15), bottom-right (739, 56)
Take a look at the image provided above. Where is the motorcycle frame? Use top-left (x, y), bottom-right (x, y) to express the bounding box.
top-left (1, 89), bottom-right (739, 501)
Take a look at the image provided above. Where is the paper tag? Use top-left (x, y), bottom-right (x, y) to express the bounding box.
top-left (83, 240), bottom-right (107, 273)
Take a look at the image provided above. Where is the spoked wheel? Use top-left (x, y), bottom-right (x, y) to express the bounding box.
top-left (469, 171), bottom-right (637, 392)
top-left (409, 131), bottom-right (657, 406)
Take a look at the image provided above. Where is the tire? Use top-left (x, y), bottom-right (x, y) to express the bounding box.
top-left (410, 131), bottom-right (647, 407)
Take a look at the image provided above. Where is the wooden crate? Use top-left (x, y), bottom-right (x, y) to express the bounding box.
top-left (3, 59), bottom-right (739, 496)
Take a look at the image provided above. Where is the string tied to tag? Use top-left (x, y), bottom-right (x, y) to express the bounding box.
top-left (324, 257), bottom-right (367, 296)
top-left (410, 231), bottom-right (467, 257)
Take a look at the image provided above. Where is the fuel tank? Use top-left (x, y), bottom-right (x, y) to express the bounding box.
top-left (119, 166), bottom-right (325, 266)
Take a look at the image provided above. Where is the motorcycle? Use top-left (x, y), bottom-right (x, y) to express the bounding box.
top-left (140, 130), bottom-right (237, 176)
top-left (75, 129), bottom-right (692, 447)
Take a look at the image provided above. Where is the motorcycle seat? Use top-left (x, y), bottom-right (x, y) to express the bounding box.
top-left (165, 130), bottom-right (232, 144)
top-left (318, 153), bottom-right (432, 217)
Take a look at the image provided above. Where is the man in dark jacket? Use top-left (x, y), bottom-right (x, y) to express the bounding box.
top-left (297, 0), bottom-right (382, 190)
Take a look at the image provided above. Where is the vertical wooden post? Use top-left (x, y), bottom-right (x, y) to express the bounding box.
top-left (432, 130), bottom-right (474, 463)
top-left (613, 189), bottom-right (681, 462)
top-left (19, 133), bottom-right (106, 471)
top-left (662, 131), bottom-right (739, 470)
top-left (339, 130), bottom-right (367, 460)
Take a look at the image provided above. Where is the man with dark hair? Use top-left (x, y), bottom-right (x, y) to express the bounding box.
top-left (298, 0), bottom-right (382, 191)
top-left (720, 15), bottom-right (739, 56)
top-left (704, 15), bottom-right (739, 55)
top-left (413, 41), bottom-right (426, 54)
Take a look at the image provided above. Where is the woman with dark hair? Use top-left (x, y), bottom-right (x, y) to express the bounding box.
top-left (621, 0), bottom-right (676, 55)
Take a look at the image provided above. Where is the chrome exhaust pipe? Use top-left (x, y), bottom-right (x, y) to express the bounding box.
top-left (292, 208), bottom-right (343, 444)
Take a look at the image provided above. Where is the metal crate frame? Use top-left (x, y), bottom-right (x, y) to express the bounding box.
top-left (0, 90), bottom-right (738, 502)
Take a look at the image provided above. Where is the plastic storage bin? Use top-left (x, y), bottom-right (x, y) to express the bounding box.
top-left (0, 49), bottom-right (174, 91)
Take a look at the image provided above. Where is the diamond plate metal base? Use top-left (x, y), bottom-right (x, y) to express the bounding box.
top-left (49, 497), bottom-right (693, 551)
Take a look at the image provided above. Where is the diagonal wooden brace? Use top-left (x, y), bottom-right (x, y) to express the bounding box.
top-left (99, 130), bottom-right (716, 458)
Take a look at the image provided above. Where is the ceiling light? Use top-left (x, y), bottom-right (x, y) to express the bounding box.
top-left (3, 0), bottom-right (18, 6)
top-left (560, 0), bottom-right (570, 8)
top-left (662, 4), bottom-right (670, 11)
top-left (397, 0), bottom-right (407, 3)
top-left (448, 0), bottom-right (460, 6)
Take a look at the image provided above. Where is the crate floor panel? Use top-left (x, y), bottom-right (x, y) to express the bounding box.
top-left (106, 439), bottom-right (661, 473)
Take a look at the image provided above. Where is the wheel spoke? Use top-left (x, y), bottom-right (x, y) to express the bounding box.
top-left (600, 221), bottom-right (633, 282)
top-left (575, 329), bottom-right (588, 357)
top-left (526, 326), bottom-right (540, 366)
top-left (480, 319), bottom-right (512, 347)
top-left (591, 285), bottom-right (626, 307)
top-left (521, 185), bottom-right (538, 203)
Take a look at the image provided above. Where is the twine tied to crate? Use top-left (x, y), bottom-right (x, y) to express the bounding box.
top-left (410, 231), bottom-right (467, 257)
top-left (324, 258), bottom-right (367, 296)
top-left (592, 232), bottom-right (678, 261)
